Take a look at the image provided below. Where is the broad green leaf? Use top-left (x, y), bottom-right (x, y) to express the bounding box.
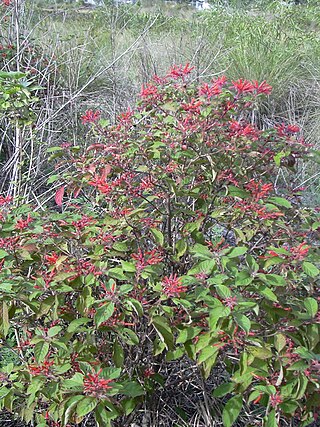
top-left (227, 247), bottom-right (247, 258)
top-left (233, 313), bottom-right (251, 334)
top-left (190, 244), bottom-right (212, 259)
top-left (0, 249), bottom-right (9, 259)
top-left (215, 285), bottom-right (232, 299)
top-left (265, 409), bottom-right (277, 427)
top-left (67, 317), bottom-right (91, 333)
top-left (304, 297), bottom-right (318, 318)
top-left (34, 341), bottom-right (49, 364)
top-left (209, 306), bottom-right (231, 331)
top-left (113, 341), bottom-right (124, 368)
top-left (121, 381), bottom-right (145, 397)
top-left (247, 346), bottom-right (273, 360)
top-left (48, 326), bottom-right (62, 337)
top-left (94, 302), bottom-right (115, 328)
top-left (212, 382), bottom-right (235, 398)
top-left (175, 239), bottom-right (187, 258)
top-left (302, 262), bottom-right (319, 278)
top-left (198, 346), bottom-right (218, 364)
top-left (222, 395), bottom-right (242, 427)
top-left (76, 397), bottom-right (97, 417)
top-left (274, 334), bottom-right (286, 352)
top-left (268, 197), bottom-right (292, 209)
top-left (258, 285), bottom-right (278, 302)
top-left (121, 261), bottom-right (136, 272)
top-left (176, 326), bottom-right (202, 344)
top-left (152, 316), bottom-right (174, 350)
top-left (188, 259), bottom-right (216, 276)
top-left (151, 228), bottom-right (164, 247)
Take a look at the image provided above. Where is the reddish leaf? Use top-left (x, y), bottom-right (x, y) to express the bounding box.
top-left (55, 186), bottom-right (65, 206)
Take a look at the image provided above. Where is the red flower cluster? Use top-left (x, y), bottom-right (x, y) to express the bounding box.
top-left (161, 274), bottom-right (184, 297)
top-left (167, 63), bottom-right (194, 79)
top-left (81, 110), bottom-right (100, 125)
top-left (83, 369), bottom-right (113, 399)
top-left (29, 359), bottom-right (54, 377)
top-left (0, 195), bottom-right (12, 205)
top-left (232, 79), bottom-right (272, 95)
top-left (245, 180), bottom-right (273, 201)
top-left (15, 213), bottom-right (33, 230)
top-left (132, 249), bottom-right (163, 273)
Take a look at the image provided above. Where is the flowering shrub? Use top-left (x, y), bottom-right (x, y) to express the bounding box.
top-left (0, 66), bottom-right (319, 427)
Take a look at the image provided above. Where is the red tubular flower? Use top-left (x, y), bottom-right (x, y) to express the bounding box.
top-left (252, 80), bottom-right (272, 95)
top-left (45, 252), bottom-right (59, 265)
top-left (83, 369), bottom-right (113, 398)
top-left (270, 392), bottom-right (283, 408)
top-left (81, 110), bottom-right (100, 125)
top-left (15, 213), bottom-right (33, 230)
top-left (0, 195), bottom-right (12, 205)
top-left (161, 274), bottom-right (184, 297)
top-left (167, 63), bottom-right (194, 79)
top-left (232, 79), bottom-right (255, 94)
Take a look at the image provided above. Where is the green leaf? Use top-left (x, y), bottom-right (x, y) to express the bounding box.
top-left (121, 261), bottom-right (136, 272)
top-left (175, 239), bottom-right (187, 258)
top-left (247, 346), bottom-right (273, 360)
top-left (188, 259), bottom-right (216, 276)
top-left (121, 381), bottom-right (145, 397)
top-left (209, 306), bottom-right (231, 331)
top-left (265, 409), bottom-right (277, 427)
top-left (258, 285), bottom-right (278, 302)
top-left (222, 395), bottom-right (242, 427)
top-left (176, 327), bottom-right (202, 344)
top-left (304, 297), bottom-right (318, 318)
top-left (94, 302), bottom-right (115, 328)
top-left (113, 341), bottom-right (124, 368)
top-left (233, 313), bottom-right (251, 334)
top-left (151, 228), bottom-right (164, 247)
top-left (212, 382), bottom-right (235, 398)
top-left (302, 262), bottom-right (319, 278)
top-left (152, 316), bottom-right (174, 350)
top-left (215, 285), bottom-right (232, 299)
top-left (0, 249), bottom-right (9, 259)
top-left (34, 341), bottom-right (49, 364)
top-left (268, 197), bottom-right (292, 209)
top-left (228, 186), bottom-right (249, 199)
top-left (227, 247), bottom-right (247, 258)
top-left (95, 403), bottom-right (115, 427)
top-left (48, 326), bottom-right (62, 337)
top-left (67, 317), bottom-right (91, 333)
top-left (198, 346), bottom-right (218, 364)
top-left (190, 244), bottom-right (212, 260)
top-left (76, 397), bottom-right (97, 418)
top-left (274, 334), bottom-right (286, 352)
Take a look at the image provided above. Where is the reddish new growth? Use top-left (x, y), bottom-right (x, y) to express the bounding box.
top-left (1, 0), bottom-right (12, 6)
top-left (161, 274), bottom-right (184, 297)
top-left (83, 369), bottom-right (113, 399)
top-left (81, 110), bottom-right (100, 125)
